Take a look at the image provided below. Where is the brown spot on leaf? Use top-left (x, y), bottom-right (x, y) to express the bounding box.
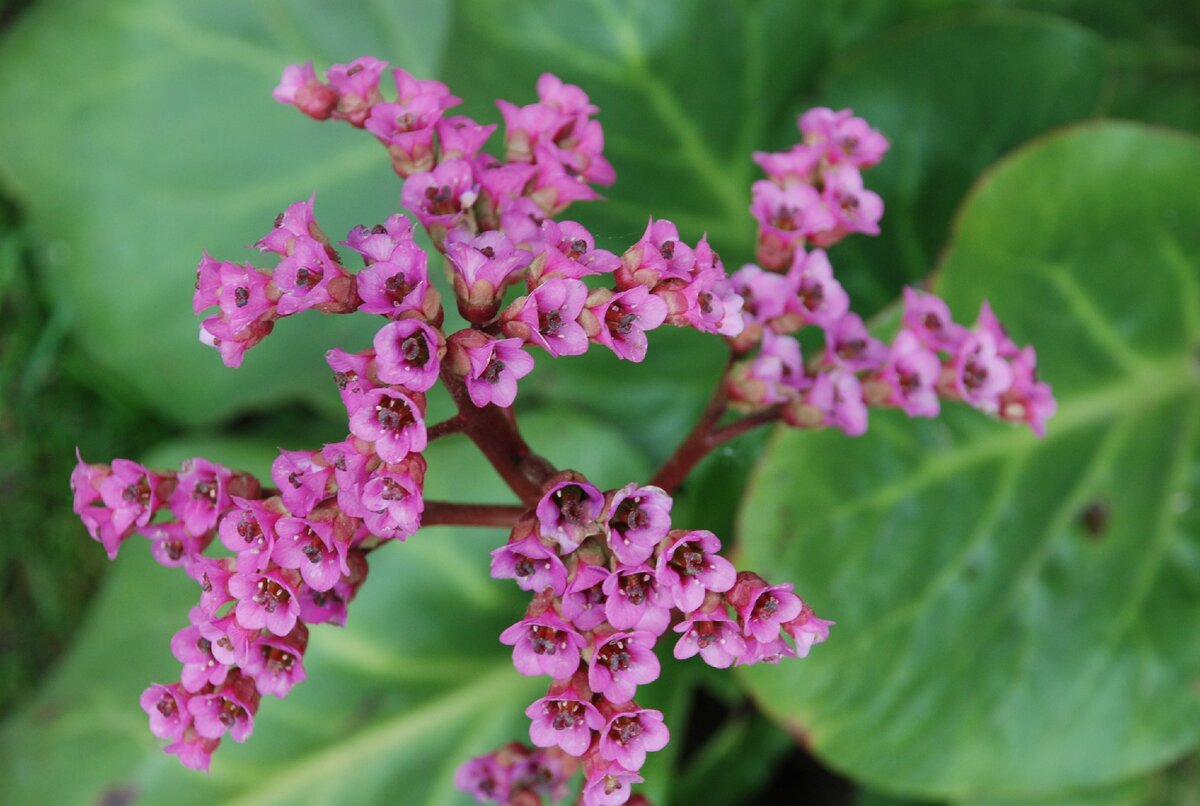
top-left (1079, 499), bottom-right (1110, 539)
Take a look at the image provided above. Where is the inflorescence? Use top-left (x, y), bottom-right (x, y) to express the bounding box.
top-left (70, 56), bottom-right (1054, 805)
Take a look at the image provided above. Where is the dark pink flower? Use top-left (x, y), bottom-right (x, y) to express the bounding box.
top-left (140, 522), bottom-right (210, 567)
top-left (673, 611), bottom-right (746, 669)
top-left (219, 497), bottom-right (283, 572)
top-left (401, 158), bottom-right (478, 234)
top-left (185, 556), bottom-right (235, 618)
top-left (254, 195), bottom-right (324, 257)
top-left (654, 530), bottom-right (736, 614)
top-left (140, 683), bottom-right (192, 741)
top-left (561, 562), bottom-right (610, 631)
top-left (526, 690), bottom-right (604, 757)
top-left (437, 115), bottom-right (497, 160)
top-left (446, 231), bottom-right (533, 320)
top-left (194, 256), bottom-right (275, 331)
top-left (168, 457), bottom-right (233, 536)
top-left (787, 249), bottom-right (849, 328)
top-left (535, 479), bottom-right (604, 553)
top-left (186, 670), bottom-right (261, 743)
top-left (728, 574), bottom-right (804, 643)
top-left (902, 287), bottom-right (967, 352)
top-left (804, 369), bottom-right (868, 436)
top-left (587, 286), bottom-right (668, 362)
top-left (452, 332), bottom-right (535, 409)
top-left (97, 458), bottom-right (165, 536)
top-left (455, 753), bottom-right (511, 804)
top-left (321, 438), bottom-right (375, 518)
top-left (602, 567), bottom-right (672, 635)
top-left (348, 387), bottom-right (428, 463)
top-left (603, 484), bottom-right (672, 566)
top-left (783, 601), bottom-right (834, 658)
top-left (194, 608), bottom-right (255, 668)
top-left (589, 631), bottom-right (660, 704)
top-left (373, 319), bottom-right (442, 392)
top-left (228, 568), bottom-right (302, 636)
top-left (880, 329), bottom-right (941, 418)
top-left (171, 623), bottom-right (231, 693)
top-left (499, 613), bottom-right (586, 680)
top-left (599, 708), bottom-right (669, 772)
top-left (824, 312), bottom-right (888, 371)
top-left (272, 236), bottom-right (349, 316)
top-left (535, 219), bottom-right (621, 279)
top-left (366, 94), bottom-right (448, 175)
top-left (361, 468), bottom-right (424, 540)
top-left (272, 516), bottom-right (348, 592)
top-left (490, 534), bottom-right (568, 595)
top-left (326, 56), bottom-right (387, 126)
top-left (342, 214), bottom-right (414, 264)
top-left (242, 624), bottom-right (309, 698)
top-left (619, 218), bottom-right (695, 287)
top-left (799, 107), bottom-right (889, 168)
top-left (271, 449), bottom-right (333, 518)
top-left (751, 181), bottom-right (835, 270)
top-left (582, 759), bottom-right (643, 806)
top-left (501, 278), bottom-right (590, 357)
top-left (952, 329), bottom-right (1015, 409)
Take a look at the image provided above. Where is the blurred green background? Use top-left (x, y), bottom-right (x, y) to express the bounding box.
top-left (1, 0), bottom-right (1198, 803)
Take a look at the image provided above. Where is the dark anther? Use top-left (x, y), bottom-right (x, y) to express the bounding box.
top-left (482, 358), bottom-right (506, 384)
top-left (479, 246), bottom-right (496, 259)
top-left (273, 212), bottom-right (285, 229)
top-left (234, 286), bottom-right (250, 308)
top-left (375, 396), bottom-right (416, 431)
top-left (401, 334), bottom-right (430, 365)
top-left (659, 240), bottom-right (675, 259)
top-left (568, 239), bottom-right (588, 260)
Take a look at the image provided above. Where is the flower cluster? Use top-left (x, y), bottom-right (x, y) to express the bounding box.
top-left (461, 473), bottom-right (830, 804)
top-left (727, 111), bottom-right (1055, 439)
top-left (72, 58), bottom-right (1054, 805)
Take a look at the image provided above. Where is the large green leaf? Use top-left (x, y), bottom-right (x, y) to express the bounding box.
top-left (735, 123), bottom-right (1200, 800)
top-left (0, 410), bottom-right (664, 804)
top-left (808, 11), bottom-right (1111, 309)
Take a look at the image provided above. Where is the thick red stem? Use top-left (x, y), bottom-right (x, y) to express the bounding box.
top-left (422, 500), bottom-right (526, 528)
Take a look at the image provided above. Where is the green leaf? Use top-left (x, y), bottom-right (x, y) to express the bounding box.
top-left (808, 11), bottom-right (1111, 309)
top-left (0, 0), bottom-right (454, 427)
top-left (0, 409), bottom-right (657, 805)
top-left (735, 122), bottom-right (1200, 801)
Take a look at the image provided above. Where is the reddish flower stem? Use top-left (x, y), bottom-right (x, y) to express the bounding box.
top-left (422, 500), bottom-right (526, 528)
top-left (440, 368), bottom-right (557, 505)
top-left (427, 415), bottom-right (466, 441)
top-left (709, 405), bottom-right (783, 446)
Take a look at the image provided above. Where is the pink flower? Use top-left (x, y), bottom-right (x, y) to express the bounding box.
top-left (356, 246), bottom-right (431, 318)
top-left (321, 439), bottom-right (375, 518)
top-left (824, 312), bottom-right (888, 371)
top-left (753, 143), bottom-right (822, 186)
top-left (140, 683), bottom-right (192, 741)
top-left (526, 690), bottom-right (605, 756)
top-left (228, 568), bottom-right (302, 636)
top-left (502, 278), bottom-right (590, 357)
top-left (787, 249), bottom-right (849, 328)
top-left (805, 369), bottom-right (869, 436)
top-left (528, 148), bottom-right (601, 215)
top-left (347, 387), bottom-right (428, 462)
top-left (589, 631), bottom-right (660, 704)
top-left (490, 535), bottom-right (568, 595)
top-left (561, 562), bottom-right (610, 631)
top-left (751, 181), bottom-right (835, 270)
top-left (451, 332), bottom-right (535, 409)
top-left (241, 625), bottom-right (309, 698)
top-left (140, 522), bottom-right (211, 567)
top-left (360, 468), bottom-right (425, 540)
top-left (673, 611), bottom-right (746, 669)
top-left (455, 754), bottom-right (511, 804)
top-left (535, 478), bottom-right (604, 553)
top-left (446, 231), bottom-right (533, 320)
top-left (218, 497), bottom-right (283, 572)
top-left (168, 458), bottom-right (233, 536)
top-left (185, 556), bottom-right (235, 618)
top-left (171, 623), bottom-right (231, 693)
top-left (436, 115), bottom-right (497, 160)
top-left (97, 458), bottom-right (165, 537)
top-left (738, 635), bottom-right (798, 666)
top-left (254, 195), bottom-right (325, 257)
top-left (655, 530), bottom-right (736, 613)
top-left (881, 329), bottom-right (942, 418)
top-left (602, 567), bottom-right (672, 635)
top-left (164, 730), bottom-right (220, 772)
top-left (272, 236), bottom-right (349, 316)
top-left (953, 329), bottom-right (1015, 409)
top-left (799, 107), bottom-right (889, 168)
top-left (535, 219), bottom-right (622, 279)
top-left (729, 263), bottom-right (797, 327)
top-left (373, 319), bottom-right (442, 392)
top-left (587, 286), bottom-right (668, 362)
top-left (902, 287), bottom-right (967, 352)
top-left (271, 449), bottom-right (332, 518)
top-left (599, 708), bottom-right (669, 771)
top-left (814, 164), bottom-right (884, 246)
top-left (401, 158), bottom-right (478, 234)
top-left (186, 670), bottom-right (261, 742)
top-left (618, 218), bottom-right (695, 287)
top-left (783, 601), bottom-right (834, 658)
top-left (272, 61), bottom-right (337, 120)
top-left (499, 613), bottom-right (586, 680)
top-left (603, 484), bottom-right (672, 566)
top-left (682, 256), bottom-right (745, 337)
top-left (366, 94), bottom-right (448, 176)
top-left (326, 56), bottom-right (388, 126)
top-left (999, 345), bottom-right (1057, 436)
top-left (582, 760), bottom-right (643, 806)
top-left (728, 574), bottom-right (804, 643)
top-left (194, 256), bottom-right (275, 331)
top-left (342, 214), bottom-right (414, 264)
top-left (272, 516), bottom-right (348, 592)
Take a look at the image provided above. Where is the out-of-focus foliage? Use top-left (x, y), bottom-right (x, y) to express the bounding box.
top-left (0, 0), bottom-right (1196, 804)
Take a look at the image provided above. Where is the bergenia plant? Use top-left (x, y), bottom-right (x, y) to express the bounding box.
top-left (70, 57), bottom-right (1055, 805)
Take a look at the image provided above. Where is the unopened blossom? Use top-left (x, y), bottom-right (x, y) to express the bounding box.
top-left (140, 683), bottom-right (192, 741)
top-left (655, 530), bottom-right (736, 613)
top-left (272, 61), bottom-right (337, 120)
top-left (347, 387), bottom-right (428, 463)
top-left (585, 286), bottom-right (668, 362)
top-left (602, 567), bottom-right (671, 635)
top-left (535, 478), bottom-right (604, 553)
top-left (673, 611), bottom-right (747, 669)
top-left (502, 278), bottom-right (590, 357)
top-left (589, 631), bottom-right (660, 704)
top-left (491, 534), bottom-right (569, 596)
top-left (526, 689), bottom-right (605, 757)
top-left (799, 106), bottom-right (889, 168)
top-left (326, 56), bottom-right (387, 127)
top-left (599, 708), bottom-right (669, 772)
top-left (603, 484), bottom-right (672, 566)
top-left (500, 612), bottom-right (586, 680)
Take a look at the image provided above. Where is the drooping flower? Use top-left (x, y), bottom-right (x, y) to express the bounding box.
top-left (499, 612), bottom-right (587, 680)
top-left (588, 631), bottom-right (661, 704)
